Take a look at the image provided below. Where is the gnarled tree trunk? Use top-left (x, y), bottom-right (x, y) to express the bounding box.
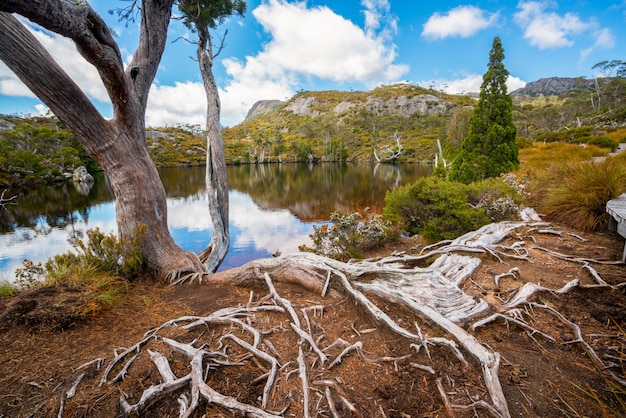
top-left (197, 26), bottom-right (230, 273)
top-left (0, 2), bottom-right (204, 278)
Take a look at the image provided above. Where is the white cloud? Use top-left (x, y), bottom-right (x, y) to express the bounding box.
top-left (217, 0), bottom-right (408, 126)
top-left (592, 27), bottom-right (616, 49)
top-left (426, 74), bottom-right (526, 95)
top-left (514, 1), bottom-right (590, 49)
top-left (34, 104), bottom-right (49, 116)
top-left (0, 18), bottom-right (109, 104)
top-left (580, 27), bottom-right (616, 61)
top-left (146, 81), bottom-right (207, 127)
top-left (0, 62), bottom-right (36, 97)
top-left (421, 5), bottom-right (499, 40)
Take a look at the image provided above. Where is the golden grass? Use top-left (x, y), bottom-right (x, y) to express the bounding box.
top-left (518, 143), bottom-right (626, 231)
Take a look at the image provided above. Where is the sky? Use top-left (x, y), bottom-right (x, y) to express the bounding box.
top-left (0, 0), bottom-right (624, 127)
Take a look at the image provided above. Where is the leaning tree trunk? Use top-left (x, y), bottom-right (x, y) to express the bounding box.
top-left (0, 3), bottom-right (205, 278)
top-left (197, 27), bottom-right (230, 273)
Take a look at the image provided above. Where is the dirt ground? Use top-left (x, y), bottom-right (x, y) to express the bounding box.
top-left (1, 222), bottom-right (625, 417)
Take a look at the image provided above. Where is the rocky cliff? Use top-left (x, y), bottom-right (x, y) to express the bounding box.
top-left (511, 77), bottom-right (595, 96)
top-left (244, 100), bottom-right (284, 121)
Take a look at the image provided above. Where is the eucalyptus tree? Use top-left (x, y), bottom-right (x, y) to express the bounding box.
top-left (177, 0), bottom-right (246, 272)
top-left (449, 37), bottom-right (518, 183)
top-left (0, 1), bottom-right (206, 279)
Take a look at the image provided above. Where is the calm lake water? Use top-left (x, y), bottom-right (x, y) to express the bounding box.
top-left (0, 163), bottom-right (431, 283)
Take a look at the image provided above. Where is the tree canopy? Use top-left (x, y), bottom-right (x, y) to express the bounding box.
top-left (449, 36), bottom-right (518, 184)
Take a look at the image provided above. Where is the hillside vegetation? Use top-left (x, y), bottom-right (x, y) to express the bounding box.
top-left (1, 77), bottom-right (625, 193)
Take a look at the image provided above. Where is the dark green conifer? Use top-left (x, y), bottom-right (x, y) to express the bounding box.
top-left (449, 36), bottom-right (518, 183)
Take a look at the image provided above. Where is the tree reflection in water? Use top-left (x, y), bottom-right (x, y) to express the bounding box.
top-left (0, 163), bottom-right (430, 282)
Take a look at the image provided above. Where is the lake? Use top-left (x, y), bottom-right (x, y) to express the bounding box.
top-left (0, 163), bottom-right (431, 283)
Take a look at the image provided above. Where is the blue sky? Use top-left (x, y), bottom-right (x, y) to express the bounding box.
top-left (0, 1), bottom-right (624, 127)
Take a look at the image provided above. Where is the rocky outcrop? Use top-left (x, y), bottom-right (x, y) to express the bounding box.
top-left (511, 77), bottom-right (595, 97)
top-left (0, 118), bottom-right (16, 131)
top-left (284, 96), bottom-right (319, 117)
top-left (285, 92), bottom-right (451, 118)
top-left (244, 100), bottom-right (284, 121)
top-left (364, 94), bottom-right (448, 116)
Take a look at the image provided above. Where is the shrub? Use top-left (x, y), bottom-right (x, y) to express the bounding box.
top-left (300, 212), bottom-right (397, 260)
top-left (586, 136), bottom-right (618, 151)
top-left (0, 280), bottom-right (18, 297)
top-left (384, 177), bottom-right (497, 242)
top-left (46, 226), bottom-right (145, 280)
top-left (14, 259), bottom-right (45, 289)
top-left (539, 156), bottom-right (626, 231)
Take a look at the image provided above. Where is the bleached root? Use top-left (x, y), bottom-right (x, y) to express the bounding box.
top-left (64, 251), bottom-right (513, 417)
top-left (59, 218), bottom-right (625, 416)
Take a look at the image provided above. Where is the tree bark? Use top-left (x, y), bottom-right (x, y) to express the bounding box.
top-left (0, 3), bottom-right (204, 278)
top-left (197, 27), bottom-right (230, 273)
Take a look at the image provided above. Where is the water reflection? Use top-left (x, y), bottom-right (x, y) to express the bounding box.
top-left (0, 163), bottom-right (430, 282)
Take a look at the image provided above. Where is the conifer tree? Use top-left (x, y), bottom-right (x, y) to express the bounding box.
top-left (449, 37), bottom-right (518, 183)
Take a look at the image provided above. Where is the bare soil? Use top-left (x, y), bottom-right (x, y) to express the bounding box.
top-left (1, 222), bottom-right (625, 417)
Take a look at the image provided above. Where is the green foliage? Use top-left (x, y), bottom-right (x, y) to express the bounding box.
top-left (535, 126), bottom-right (609, 146)
top-left (0, 116), bottom-right (96, 190)
top-left (384, 177), bottom-right (496, 242)
top-left (300, 212), bottom-right (398, 261)
top-left (178, 0), bottom-right (246, 30)
top-left (586, 136), bottom-right (618, 151)
top-left (0, 281), bottom-right (17, 297)
top-left (449, 37), bottom-right (519, 183)
top-left (146, 127), bottom-right (206, 167)
top-left (46, 227), bottom-right (146, 280)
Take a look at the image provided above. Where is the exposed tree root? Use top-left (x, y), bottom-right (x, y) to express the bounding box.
top-left (54, 218), bottom-right (625, 417)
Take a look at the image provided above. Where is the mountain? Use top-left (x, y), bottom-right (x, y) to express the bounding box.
top-left (511, 77), bottom-right (595, 96)
top-left (222, 84), bottom-right (476, 164)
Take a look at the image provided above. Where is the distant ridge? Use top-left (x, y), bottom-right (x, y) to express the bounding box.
top-left (511, 76), bottom-right (595, 97)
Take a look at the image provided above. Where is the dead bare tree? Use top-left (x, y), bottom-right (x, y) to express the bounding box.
top-left (373, 130), bottom-right (403, 163)
top-left (176, 0), bottom-right (246, 272)
top-left (0, 189), bottom-right (17, 210)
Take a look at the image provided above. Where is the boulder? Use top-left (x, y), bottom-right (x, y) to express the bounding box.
top-left (72, 166), bottom-right (94, 184)
top-left (72, 166), bottom-right (94, 195)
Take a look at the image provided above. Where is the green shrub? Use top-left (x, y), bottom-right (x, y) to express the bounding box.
top-left (586, 136), bottom-right (618, 151)
top-left (0, 281), bottom-right (18, 297)
top-left (300, 212), bottom-right (397, 260)
top-left (384, 177), bottom-right (515, 242)
top-left (46, 227), bottom-right (145, 280)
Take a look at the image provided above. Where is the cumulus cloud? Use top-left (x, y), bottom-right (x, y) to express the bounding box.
top-left (514, 1), bottom-right (591, 49)
top-left (421, 5), bottom-right (499, 40)
top-left (146, 82), bottom-right (207, 127)
top-left (0, 62), bottom-right (36, 97)
top-left (217, 0), bottom-right (408, 126)
top-left (0, 18), bottom-right (109, 108)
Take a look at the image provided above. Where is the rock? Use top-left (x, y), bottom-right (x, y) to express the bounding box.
top-left (511, 77), bottom-right (597, 97)
top-left (72, 166), bottom-right (94, 184)
top-left (244, 100), bottom-right (284, 121)
top-left (284, 92), bottom-right (450, 118)
top-left (476, 194), bottom-right (519, 222)
top-left (72, 166), bottom-right (94, 195)
top-left (0, 118), bottom-right (16, 131)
